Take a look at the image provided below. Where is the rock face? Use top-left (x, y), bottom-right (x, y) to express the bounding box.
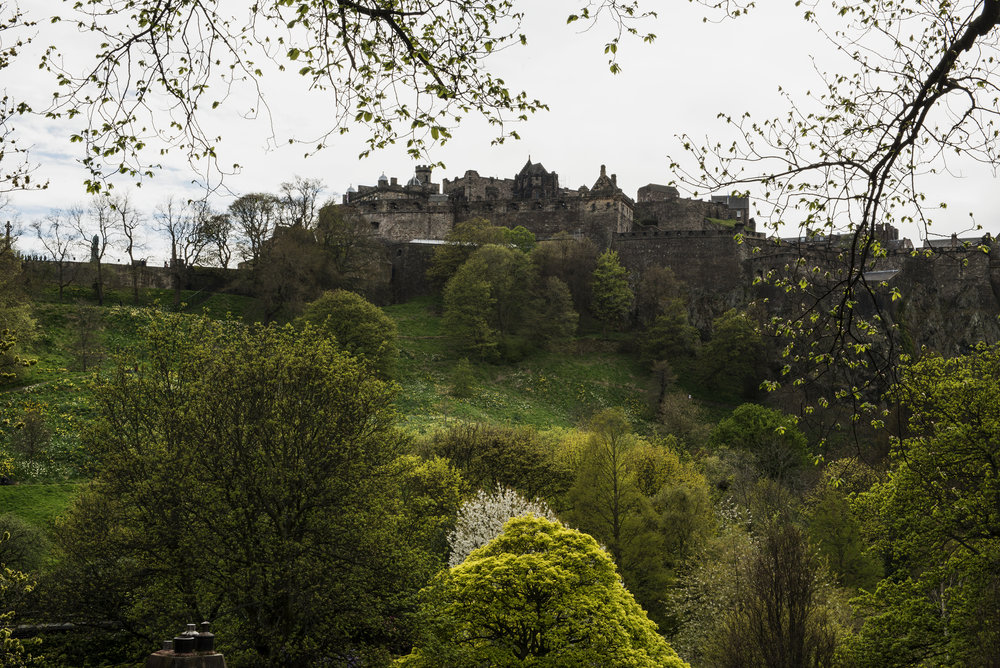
top-left (891, 248), bottom-right (1000, 353)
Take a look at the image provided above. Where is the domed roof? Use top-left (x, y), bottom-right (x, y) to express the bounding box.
top-left (347, 184), bottom-right (357, 193)
top-left (407, 175), bottom-right (422, 186)
top-left (378, 173), bottom-right (388, 183)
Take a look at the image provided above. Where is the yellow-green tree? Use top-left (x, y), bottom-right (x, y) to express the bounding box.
top-left (844, 343), bottom-right (1000, 666)
top-left (398, 516), bottom-right (689, 668)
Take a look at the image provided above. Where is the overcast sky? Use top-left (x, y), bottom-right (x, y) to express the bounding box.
top-left (4, 2), bottom-right (998, 262)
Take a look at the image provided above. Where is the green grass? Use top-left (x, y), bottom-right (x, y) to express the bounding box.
top-left (0, 482), bottom-right (82, 529)
top-left (385, 297), bottom-right (654, 433)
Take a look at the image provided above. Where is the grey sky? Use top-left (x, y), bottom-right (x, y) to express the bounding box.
top-left (5, 2), bottom-right (998, 262)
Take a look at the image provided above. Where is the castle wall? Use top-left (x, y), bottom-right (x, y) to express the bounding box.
top-left (350, 200), bottom-right (453, 242)
top-left (633, 197), bottom-right (737, 230)
top-left (442, 171), bottom-right (515, 201)
top-left (615, 229), bottom-right (761, 331)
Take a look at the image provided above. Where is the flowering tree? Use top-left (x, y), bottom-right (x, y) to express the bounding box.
top-left (447, 486), bottom-right (558, 567)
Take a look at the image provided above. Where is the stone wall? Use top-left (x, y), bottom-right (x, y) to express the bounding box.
top-left (348, 199), bottom-right (454, 242)
top-left (387, 242), bottom-right (438, 302)
top-left (633, 197), bottom-right (739, 231)
top-left (615, 229), bottom-right (764, 332)
top-left (21, 259), bottom-right (238, 295)
top-left (891, 246), bottom-right (1000, 353)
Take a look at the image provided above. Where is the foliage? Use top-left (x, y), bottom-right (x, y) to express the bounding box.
top-left (229, 193), bottom-right (280, 264)
top-left (589, 249), bottom-right (632, 332)
top-left (702, 516), bottom-right (842, 668)
top-left (523, 276), bottom-right (579, 350)
top-left (672, 1), bottom-right (1000, 397)
top-left (315, 204), bottom-right (385, 292)
top-left (49, 312), bottom-right (458, 665)
top-left (38, 1), bottom-right (654, 189)
top-left (5, 405), bottom-right (50, 464)
top-left (565, 409), bottom-right (713, 629)
top-left (804, 480), bottom-right (881, 591)
top-left (447, 486), bottom-right (558, 567)
top-left (639, 299), bottom-right (699, 364)
top-left (635, 266), bottom-right (687, 329)
top-left (421, 422), bottom-right (571, 502)
top-left (0, 249), bottom-right (35, 383)
top-left (530, 234), bottom-right (599, 315)
top-left (449, 358), bottom-right (475, 398)
top-left (697, 309), bottom-right (764, 400)
top-left (65, 304), bottom-right (105, 372)
top-left (442, 244), bottom-right (532, 360)
top-left (398, 516), bottom-right (688, 668)
top-left (709, 403), bottom-right (812, 485)
top-left (250, 225), bottom-right (331, 321)
top-left (673, 490), bottom-right (846, 668)
top-left (843, 343), bottom-right (1000, 666)
top-left (427, 219), bottom-right (535, 287)
top-left (297, 289), bottom-right (398, 378)
top-left (0, 514), bottom-right (48, 574)
top-left (0, 559), bottom-right (40, 666)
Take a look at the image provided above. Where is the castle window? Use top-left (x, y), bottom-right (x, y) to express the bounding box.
top-left (371, 221), bottom-right (381, 231)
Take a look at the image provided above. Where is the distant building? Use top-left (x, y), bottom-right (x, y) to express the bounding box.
top-left (339, 159), bottom-right (751, 248)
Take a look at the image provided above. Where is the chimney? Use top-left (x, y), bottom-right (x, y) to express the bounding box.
top-left (600, 164), bottom-right (607, 177)
top-left (145, 622), bottom-right (226, 667)
top-left (611, 174), bottom-right (617, 187)
top-left (390, 177), bottom-right (398, 186)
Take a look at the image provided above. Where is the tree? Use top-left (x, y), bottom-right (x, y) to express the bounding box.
top-left (155, 197), bottom-right (209, 309)
top-left (36, 2), bottom-right (653, 189)
top-left (442, 244), bottom-right (533, 360)
top-left (229, 193), bottom-right (280, 265)
top-left (427, 218), bottom-right (533, 287)
top-left (635, 266), bottom-right (687, 329)
top-left (66, 303), bottom-right (106, 372)
top-left (843, 343), bottom-right (1000, 666)
top-left (315, 203), bottom-right (384, 291)
top-left (73, 198), bottom-right (115, 306)
top-left (250, 225), bottom-right (331, 322)
top-left (296, 289), bottom-right (398, 378)
top-left (31, 213), bottom-right (77, 302)
top-left (106, 192), bottom-right (144, 304)
top-left (710, 404), bottom-right (812, 485)
top-left (50, 312), bottom-right (461, 665)
top-left (531, 234), bottom-right (599, 315)
top-left (590, 249), bottom-right (632, 333)
top-left (565, 410), bottom-right (712, 629)
top-left (199, 211), bottom-right (233, 269)
top-left (447, 486), bottom-right (558, 567)
top-left (673, 1), bottom-right (1000, 399)
top-left (398, 516), bottom-right (689, 668)
top-left (697, 309), bottom-right (764, 400)
top-left (523, 275), bottom-right (579, 350)
top-left (704, 517), bottom-right (842, 668)
top-left (422, 422), bottom-right (572, 502)
top-left (639, 299), bottom-right (699, 365)
top-left (279, 176), bottom-right (325, 228)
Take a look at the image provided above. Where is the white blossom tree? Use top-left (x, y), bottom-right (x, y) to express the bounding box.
top-left (447, 486), bottom-right (558, 567)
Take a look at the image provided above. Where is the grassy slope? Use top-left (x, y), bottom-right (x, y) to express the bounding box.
top-left (2, 289), bottom-right (673, 530)
top-left (387, 297), bottom-right (654, 433)
top-left (0, 288), bottom-right (262, 530)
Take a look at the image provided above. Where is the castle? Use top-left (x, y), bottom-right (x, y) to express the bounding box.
top-left (341, 160), bottom-right (752, 247)
top-left (336, 159), bottom-right (1000, 353)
